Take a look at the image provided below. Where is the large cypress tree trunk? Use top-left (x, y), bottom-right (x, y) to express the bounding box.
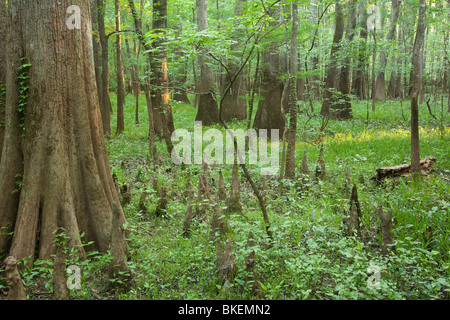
top-left (0, 0), bottom-right (126, 264)
top-left (411, 0), bottom-right (426, 174)
top-left (253, 5), bottom-right (285, 136)
top-left (195, 0), bottom-right (220, 126)
top-left (0, 0), bottom-right (6, 162)
top-left (220, 0), bottom-right (247, 122)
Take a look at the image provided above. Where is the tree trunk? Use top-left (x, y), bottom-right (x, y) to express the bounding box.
top-left (285, 1), bottom-right (298, 180)
top-left (91, 1), bottom-right (103, 127)
top-left (115, 0), bottom-right (125, 134)
top-left (0, 0), bottom-right (127, 265)
top-left (352, 2), bottom-right (369, 100)
top-left (411, 0), bottom-right (426, 174)
top-left (375, 0), bottom-right (401, 101)
top-left (320, 2), bottom-right (345, 117)
top-left (0, 0), bottom-right (6, 162)
top-left (253, 5), bottom-right (285, 136)
top-left (195, 0), bottom-right (220, 126)
top-left (307, 1), bottom-right (321, 99)
top-left (332, 0), bottom-right (357, 119)
top-left (172, 27), bottom-right (192, 105)
top-left (151, 0), bottom-right (175, 151)
top-left (125, 38), bottom-right (140, 125)
top-left (220, 0), bottom-right (248, 122)
top-left (388, 27), bottom-right (402, 99)
top-left (98, 0), bottom-right (112, 137)
top-left (127, 0), bottom-right (174, 154)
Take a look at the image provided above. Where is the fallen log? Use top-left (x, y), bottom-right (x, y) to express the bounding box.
top-left (372, 156), bottom-right (436, 182)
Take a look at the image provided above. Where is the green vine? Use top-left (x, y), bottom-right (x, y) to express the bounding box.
top-left (12, 173), bottom-right (23, 195)
top-left (18, 57), bottom-right (31, 137)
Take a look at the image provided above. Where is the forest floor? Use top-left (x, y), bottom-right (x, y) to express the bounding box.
top-left (1, 94), bottom-right (449, 300)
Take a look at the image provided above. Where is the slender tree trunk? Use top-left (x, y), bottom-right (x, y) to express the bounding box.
top-left (125, 38), bottom-right (140, 125)
top-left (195, 0), bottom-right (220, 126)
top-left (172, 26), bottom-right (191, 105)
top-left (144, 61), bottom-right (156, 156)
top-left (98, 0), bottom-right (112, 137)
top-left (0, 0), bottom-right (127, 265)
top-left (285, 2), bottom-right (298, 180)
top-left (127, 0), bottom-right (174, 154)
top-left (307, 0), bottom-right (321, 99)
top-left (0, 0), bottom-right (6, 162)
top-left (411, 0), bottom-right (426, 174)
top-left (375, 1), bottom-right (400, 101)
top-left (151, 0), bottom-right (175, 152)
top-left (372, 27), bottom-right (377, 112)
top-left (320, 1), bottom-right (345, 117)
top-left (115, 0), bottom-right (125, 134)
top-left (333, 0), bottom-right (357, 119)
top-left (352, 3), bottom-right (368, 100)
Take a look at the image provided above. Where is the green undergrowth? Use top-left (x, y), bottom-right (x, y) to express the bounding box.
top-left (104, 93), bottom-right (449, 300)
top-left (2, 93), bottom-right (448, 300)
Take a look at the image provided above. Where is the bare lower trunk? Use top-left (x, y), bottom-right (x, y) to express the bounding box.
top-left (195, 0), bottom-right (220, 126)
top-left (0, 0), bottom-right (6, 162)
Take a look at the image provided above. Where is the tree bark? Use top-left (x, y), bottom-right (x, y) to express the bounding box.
top-left (0, 0), bottom-right (6, 162)
top-left (151, 0), bottom-right (175, 151)
top-left (127, 0), bottom-right (174, 154)
top-left (320, 2), bottom-right (345, 117)
top-left (125, 38), bottom-right (140, 125)
top-left (352, 3), bottom-right (369, 100)
top-left (411, 0), bottom-right (426, 174)
top-left (285, 1), bottom-right (298, 180)
top-left (97, 0), bottom-right (112, 137)
top-left (375, 0), bottom-right (401, 101)
top-left (220, 0), bottom-right (248, 122)
top-left (115, 0), bottom-right (125, 134)
top-left (0, 0), bottom-right (127, 265)
top-left (172, 26), bottom-right (191, 105)
top-left (332, 0), bottom-right (357, 119)
top-left (195, 0), bottom-right (220, 126)
top-left (253, 5), bottom-right (285, 137)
